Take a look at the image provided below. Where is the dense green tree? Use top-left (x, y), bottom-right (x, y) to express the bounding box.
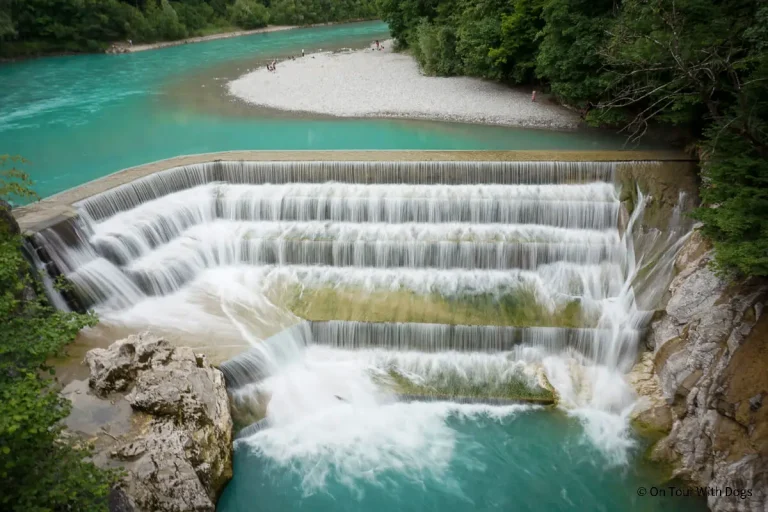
top-left (269, 0), bottom-right (375, 25)
top-left (599, 0), bottom-right (757, 135)
top-left (377, 0), bottom-right (439, 47)
top-left (172, 0), bottom-right (218, 32)
top-left (487, 0), bottom-right (543, 83)
top-left (228, 0), bottom-right (269, 28)
top-left (0, 0), bottom-right (377, 56)
top-left (694, 124), bottom-right (768, 277)
top-left (410, 21), bottom-right (462, 75)
top-left (383, 0), bottom-right (541, 83)
top-left (535, 0), bottom-right (616, 107)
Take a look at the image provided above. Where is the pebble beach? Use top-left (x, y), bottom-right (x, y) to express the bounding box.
top-left (227, 41), bottom-right (579, 129)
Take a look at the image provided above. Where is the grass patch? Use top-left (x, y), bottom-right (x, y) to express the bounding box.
top-left (382, 369), bottom-right (555, 403)
top-left (273, 285), bottom-right (594, 328)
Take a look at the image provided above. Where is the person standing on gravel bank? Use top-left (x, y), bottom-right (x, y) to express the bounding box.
top-left (302, 49), bottom-right (305, 57)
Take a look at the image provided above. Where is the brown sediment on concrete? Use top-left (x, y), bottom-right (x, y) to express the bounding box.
top-left (12, 150), bottom-right (693, 233)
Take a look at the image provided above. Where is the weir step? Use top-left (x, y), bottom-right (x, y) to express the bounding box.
top-left (308, 320), bottom-right (641, 358)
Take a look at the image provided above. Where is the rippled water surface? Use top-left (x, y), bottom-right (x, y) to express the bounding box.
top-left (219, 406), bottom-right (706, 512)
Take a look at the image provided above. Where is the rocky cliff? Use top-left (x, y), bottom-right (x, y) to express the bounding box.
top-left (69, 334), bottom-right (233, 512)
top-left (633, 231), bottom-right (768, 511)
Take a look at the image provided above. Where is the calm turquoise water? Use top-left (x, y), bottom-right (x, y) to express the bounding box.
top-left (0, 21), bottom-right (636, 200)
top-left (219, 408), bottom-right (705, 512)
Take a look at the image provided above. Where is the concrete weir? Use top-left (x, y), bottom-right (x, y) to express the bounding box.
top-left (13, 150), bottom-right (691, 234)
top-left (16, 150), bottom-right (698, 435)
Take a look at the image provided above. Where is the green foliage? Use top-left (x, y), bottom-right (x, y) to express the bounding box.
top-left (487, 0), bottom-right (542, 83)
top-left (145, 0), bottom-right (188, 40)
top-left (378, 0), bottom-right (768, 277)
top-left (0, 157), bottom-right (113, 511)
top-left (0, 7), bottom-right (16, 39)
top-left (692, 40), bottom-right (768, 277)
top-left (172, 0), bottom-right (216, 32)
top-left (0, 156), bottom-right (37, 206)
top-left (228, 0), bottom-right (269, 29)
top-left (599, 0), bottom-right (757, 135)
top-left (410, 21), bottom-right (461, 76)
top-left (268, 0), bottom-right (376, 25)
top-left (0, 376), bottom-right (114, 512)
top-left (0, 0), bottom-right (377, 56)
top-left (535, 0), bottom-right (615, 106)
top-left (693, 130), bottom-right (768, 277)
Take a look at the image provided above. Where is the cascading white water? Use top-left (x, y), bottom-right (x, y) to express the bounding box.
top-left (34, 160), bottom-right (691, 469)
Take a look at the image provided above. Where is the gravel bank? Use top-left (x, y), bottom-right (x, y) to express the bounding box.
top-left (228, 41), bottom-right (579, 129)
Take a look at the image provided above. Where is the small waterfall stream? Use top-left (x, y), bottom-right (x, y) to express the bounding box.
top-left (33, 160), bottom-right (691, 476)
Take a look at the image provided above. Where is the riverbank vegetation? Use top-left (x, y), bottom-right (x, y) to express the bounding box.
top-left (380, 0), bottom-right (768, 277)
top-left (0, 0), bottom-right (377, 57)
top-left (0, 157), bottom-right (114, 511)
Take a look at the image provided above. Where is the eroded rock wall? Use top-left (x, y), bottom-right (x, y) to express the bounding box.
top-left (638, 231), bottom-right (768, 511)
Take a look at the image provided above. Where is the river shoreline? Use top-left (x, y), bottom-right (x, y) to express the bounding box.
top-left (108, 25), bottom-right (298, 54)
top-left (0, 19), bottom-right (376, 63)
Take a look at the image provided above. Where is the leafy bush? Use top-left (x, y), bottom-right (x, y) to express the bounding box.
top-left (535, 0), bottom-right (615, 106)
top-left (410, 21), bottom-right (462, 76)
top-left (693, 124), bottom-right (768, 277)
top-left (228, 0), bottom-right (269, 29)
top-left (268, 0), bottom-right (375, 25)
top-left (0, 156), bottom-right (114, 511)
top-left (146, 0), bottom-right (188, 40)
top-left (173, 1), bottom-right (218, 32)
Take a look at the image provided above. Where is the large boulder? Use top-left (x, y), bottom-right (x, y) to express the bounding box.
top-left (81, 334), bottom-right (233, 512)
top-left (638, 232), bottom-right (768, 512)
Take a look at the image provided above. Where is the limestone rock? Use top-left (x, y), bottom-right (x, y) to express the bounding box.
top-left (641, 234), bottom-right (768, 512)
top-left (627, 352), bottom-right (673, 433)
top-left (82, 333), bottom-right (233, 512)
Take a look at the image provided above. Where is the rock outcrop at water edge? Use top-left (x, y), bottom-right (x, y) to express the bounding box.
top-left (634, 231), bottom-right (768, 512)
top-left (84, 333), bottom-right (233, 512)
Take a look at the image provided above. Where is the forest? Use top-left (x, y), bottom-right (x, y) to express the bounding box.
top-left (0, 0), bottom-right (377, 56)
top-left (380, 0), bottom-right (768, 278)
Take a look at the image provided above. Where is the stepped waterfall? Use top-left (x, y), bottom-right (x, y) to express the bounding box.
top-left (32, 160), bottom-right (690, 472)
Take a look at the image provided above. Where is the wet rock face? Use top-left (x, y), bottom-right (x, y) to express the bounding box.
top-left (642, 232), bottom-right (768, 512)
top-left (84, 334), bottom-right (233, 512)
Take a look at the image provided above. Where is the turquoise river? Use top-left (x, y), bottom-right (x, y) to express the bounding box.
top-left (2, 21), bottom-right (705, 512)
top-left (3, 21), bottom-right (641, 200)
